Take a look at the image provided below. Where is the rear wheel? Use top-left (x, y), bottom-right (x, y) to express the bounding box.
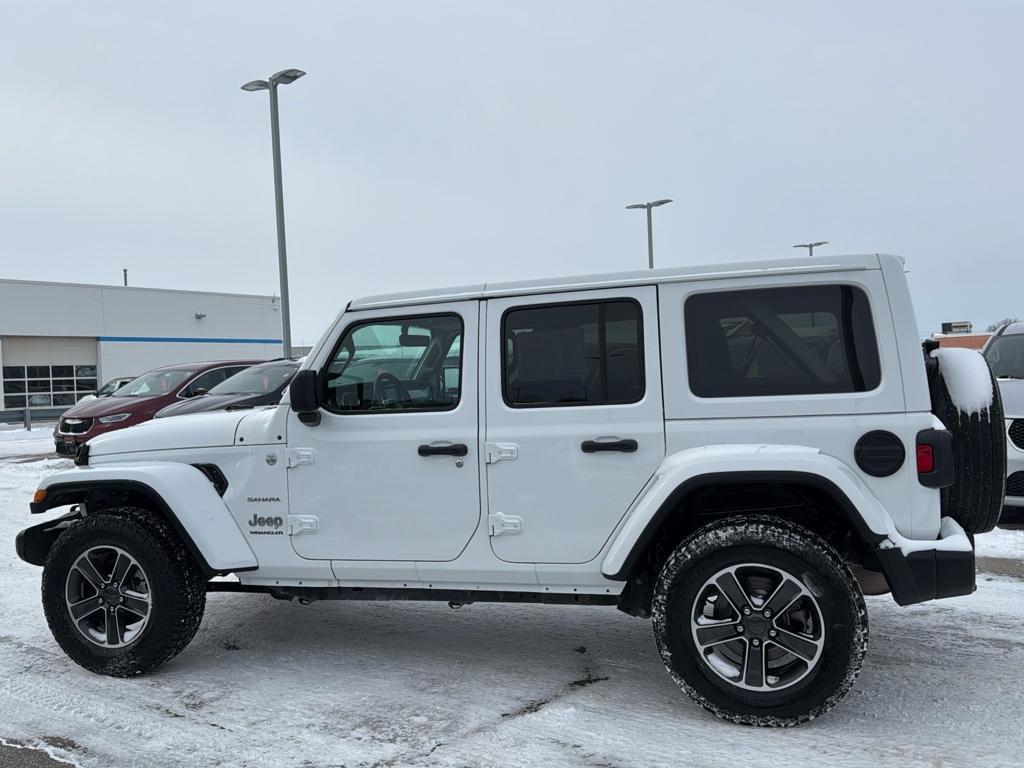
top-left (42, 508), bottom-right (206, 676)
top-left (653, 516), bottom-right (867, 726)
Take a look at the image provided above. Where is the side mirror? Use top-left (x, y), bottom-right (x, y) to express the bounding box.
top-left (289, 369), bottom-right (321, 426)
top-left (192, 388), bottom-right (208, 397)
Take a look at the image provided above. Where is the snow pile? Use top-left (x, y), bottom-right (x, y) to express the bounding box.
top-left (930, 348), bottom-right (994, 415)
top-left (976, 526), bottom-right (1024, 559)
top-left (0, 424), bottom-right (57, 457)
top-left (0, 424), bottom-right (55, 441)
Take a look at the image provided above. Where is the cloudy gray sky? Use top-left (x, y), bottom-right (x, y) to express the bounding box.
top-left (2, 1), bottom-right (1021, 343)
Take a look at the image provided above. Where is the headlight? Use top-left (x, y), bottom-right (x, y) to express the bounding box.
top-left (98, 413), bottom-right (131, 424)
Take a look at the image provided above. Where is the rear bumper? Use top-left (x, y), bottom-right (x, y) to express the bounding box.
top-left (872, 517), bottom-right (975, 606)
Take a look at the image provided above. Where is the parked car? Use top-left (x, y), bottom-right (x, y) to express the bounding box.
top-left (76, 376), bottom-right (137, 405)
top-left (52, 360), bottom-right (261, 456)
top-left (983, 321), bottom-right (1024, 528)
top-left (19, 254), bottom-right (1007, 726)
top-left (154, 360), bottom-right (299, 419)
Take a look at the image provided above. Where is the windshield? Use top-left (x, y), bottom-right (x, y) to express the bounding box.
top-left (984, 335), bottom-right (1024, 378)
top-left (113, 369), bottom-right (193, 397)
top-left (210, 362), bottom-right (298, 395)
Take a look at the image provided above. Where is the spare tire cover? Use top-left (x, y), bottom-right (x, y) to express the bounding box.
top-left (928, 354), bottom-right (1007, 534)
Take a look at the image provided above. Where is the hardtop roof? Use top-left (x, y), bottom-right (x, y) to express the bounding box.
top-left (349, 253), bottom-right (892, 311)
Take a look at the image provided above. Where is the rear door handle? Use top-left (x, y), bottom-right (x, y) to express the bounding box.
top-left (581, 439), bottom-right (638, 453)
top-left (418, 443), bottom-right (469, 457)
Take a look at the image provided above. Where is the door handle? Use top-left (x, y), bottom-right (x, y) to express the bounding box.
top-left (581, 439), bottom-right (638, 453)
top-left (418, 443), bottom-right (469, 457)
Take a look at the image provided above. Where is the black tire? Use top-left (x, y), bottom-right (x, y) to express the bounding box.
top-left (929, 356), bottom-right (1006, 533)
top-left (653, 516), bottom-right (867, 726)
top-left (41, 508), bottom-right (206, 676)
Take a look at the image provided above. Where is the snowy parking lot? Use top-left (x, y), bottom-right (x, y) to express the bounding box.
top-left (2, 428), bottom-right (1024, 768)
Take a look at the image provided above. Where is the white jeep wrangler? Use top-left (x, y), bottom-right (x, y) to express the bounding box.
top-left (17, 254), bottom-right (1006, 725)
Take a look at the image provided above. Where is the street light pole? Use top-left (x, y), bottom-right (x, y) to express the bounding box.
top-left (242, 69), bottom-right (306, 358)
top-left (626, 199), bottom-right (672, 269)
top-left (793, 240), bottom-right (828, 258)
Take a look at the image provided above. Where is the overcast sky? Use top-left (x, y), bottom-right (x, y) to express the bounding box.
top-left (2, 2), bottom-right (1021, 343)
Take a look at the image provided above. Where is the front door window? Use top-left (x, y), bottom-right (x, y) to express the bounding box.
top-left (323, 315), bottom-right (463, 413)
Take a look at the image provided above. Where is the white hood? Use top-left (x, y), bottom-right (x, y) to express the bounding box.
top-left (88, 411), bottom-right (250, 457)
top-left (997, 379), bottom-right (1024, 418)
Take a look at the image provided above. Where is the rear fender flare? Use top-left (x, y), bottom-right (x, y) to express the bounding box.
top-left (601, 444), bottom-right (893, 580)
top-left (31, 463), bottom-right (258, 575)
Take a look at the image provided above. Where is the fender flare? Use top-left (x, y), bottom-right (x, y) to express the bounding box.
top-left (601, 445), bottom-right (892, 580)
top-left (29, 464), bottom-right (258, 576)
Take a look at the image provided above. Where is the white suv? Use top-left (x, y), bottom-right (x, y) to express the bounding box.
top-left (983, 320), bottom-right (1024, 527)
top-left (17, 253), bottom-right (1006, 726)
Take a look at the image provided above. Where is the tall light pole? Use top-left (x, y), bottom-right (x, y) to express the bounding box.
top-left (626, 198), bottom-right (672, 269)
top-left (793, 240), bottom-right (828, 258)
top-left (241, 68), bottom-right (306, 358)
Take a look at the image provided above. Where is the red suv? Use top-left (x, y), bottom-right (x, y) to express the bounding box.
top-left (53, 360), bottom-right (261, 456)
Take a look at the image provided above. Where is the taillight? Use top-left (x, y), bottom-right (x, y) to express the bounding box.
top-left (916, 444), bottom-right (935, 474)
top-left (915, 428), bottom-right (952, 488)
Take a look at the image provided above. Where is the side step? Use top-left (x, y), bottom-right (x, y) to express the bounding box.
top-left (206, 580), bottom-right (619, 607)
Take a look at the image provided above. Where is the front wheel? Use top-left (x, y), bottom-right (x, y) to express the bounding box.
top-left (41, 508), bottom-right (206, 676)
top-left (653, 516), bottom-right (867, 726)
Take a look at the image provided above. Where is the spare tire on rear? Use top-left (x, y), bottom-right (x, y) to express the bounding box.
top-left (927, 348), bottom-right (1006, 533)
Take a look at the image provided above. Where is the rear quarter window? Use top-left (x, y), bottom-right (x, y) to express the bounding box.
top-left (684, 284), bottom-right (881, 398)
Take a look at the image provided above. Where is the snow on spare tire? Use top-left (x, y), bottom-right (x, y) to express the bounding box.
top-left (928, 348), bottom-right (1006, 534)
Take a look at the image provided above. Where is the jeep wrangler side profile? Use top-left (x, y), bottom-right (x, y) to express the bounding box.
top-left (17, 254), bottom-right (1006, 726)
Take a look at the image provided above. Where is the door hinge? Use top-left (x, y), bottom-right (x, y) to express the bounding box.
top-left (488, 511), bottom-right (523, 536)
top-left (286, 447), bottom-right (317, 468)
top-left (288, 515), bottom-right (319, 536)
top-left (484, 442), bottom-right (519, 465)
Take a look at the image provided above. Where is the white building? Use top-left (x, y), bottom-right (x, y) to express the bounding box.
top-left (0, 278), bottom-right (283, 419)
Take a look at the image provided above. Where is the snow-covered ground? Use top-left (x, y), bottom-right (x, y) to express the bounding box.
top-left (977, 525), bottom-right (1024, 559)
top-left (1, 446), bottom-right (1023, 767)
top-left (0, 424), bottom-right (57, 458)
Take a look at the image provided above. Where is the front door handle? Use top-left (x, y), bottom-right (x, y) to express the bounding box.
top-left (581, 438), bottom-right (638, 453)
top-left (418, 443), bottom-right (469, 457)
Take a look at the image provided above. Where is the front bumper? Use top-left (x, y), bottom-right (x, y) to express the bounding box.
top-left (1001, 417), bottom-right (1024, 527)
top-left (16, 509), bottom-right (82, 566)
top-left (1004, 415), bottom-right (1024, 490)
top-left (999, 505), bottom-right (1024, 528)
top-left (54, 439), bottom-right (78, 456)
top-left (871, 518), bottom-right (975, 606)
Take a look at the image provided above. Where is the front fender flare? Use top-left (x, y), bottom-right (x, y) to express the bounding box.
top-left (601, 444), bottom-right (893, 580)
top-left (30, 463), bottom-right (258, 575)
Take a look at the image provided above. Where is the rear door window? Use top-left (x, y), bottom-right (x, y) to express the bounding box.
top-left (684, 285), bottom-right (881, 397)
top-left (502, 300), bottom-right (644, 407)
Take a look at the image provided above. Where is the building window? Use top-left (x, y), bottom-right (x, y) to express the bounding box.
top-left (1, 364), bottom-right (100, 408)
top-left (684, 284), bottom-right (881, 398)
top-left (502, 299), bottom-right (645, 407)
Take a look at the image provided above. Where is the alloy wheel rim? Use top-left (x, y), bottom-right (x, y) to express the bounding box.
top-left (64, 545), bottom-right (152, 648)
top-left (689, 563), bottom-right (825, 692)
